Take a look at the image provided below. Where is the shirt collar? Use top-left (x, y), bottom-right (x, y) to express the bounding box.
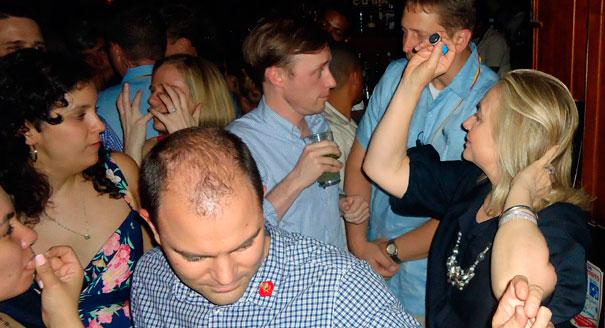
top-left (257, 97), bottom-right (328, 141)
top-left (122, 65), bottom-right (154, 84)
top-left (441, 43), bottom-right (482, 99)
top-left (324, 102), bottom-right (353, 125)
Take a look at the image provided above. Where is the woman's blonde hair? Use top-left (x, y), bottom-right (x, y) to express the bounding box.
top-left (154, 55), bottom-right (236, 128)
top-left (487, 69), bottom-right (591, 215)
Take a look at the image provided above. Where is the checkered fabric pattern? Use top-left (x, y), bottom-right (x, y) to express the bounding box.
top-left (99, 117), bottom-right (123, 152)
top-left (132, 224), bottom-right (420, 327)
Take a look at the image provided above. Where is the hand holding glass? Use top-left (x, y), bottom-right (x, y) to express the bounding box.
top-left (303, 131), bottom-right (340, 188)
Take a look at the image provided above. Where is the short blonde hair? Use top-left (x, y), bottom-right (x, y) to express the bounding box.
top-left (154, 55), bottom-right (236, 128)
top-left (487, 69), bottom-right (591, 215)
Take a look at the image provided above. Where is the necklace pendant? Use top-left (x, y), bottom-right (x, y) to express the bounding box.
top-left (83, 233), bottom-right (91, 240)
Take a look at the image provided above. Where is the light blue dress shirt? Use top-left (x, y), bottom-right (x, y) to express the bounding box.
top-left (132, 224), bottom-right (420, 327)
top-left (96, 65), bottom-right (158, 146)
top-left (357, 44), bottom-right (498, 316)
top-left (227, 99), bottom-right (346, 249)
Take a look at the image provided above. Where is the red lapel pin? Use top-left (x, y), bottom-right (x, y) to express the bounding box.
top-left (259, 281), bottom-right (274, 297)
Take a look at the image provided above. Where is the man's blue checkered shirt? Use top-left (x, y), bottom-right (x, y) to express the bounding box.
top-left (132, 224), bottom-right (420, 327)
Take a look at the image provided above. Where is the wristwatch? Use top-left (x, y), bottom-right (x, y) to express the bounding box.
top-left (385, 239), bottom-right (402, 264)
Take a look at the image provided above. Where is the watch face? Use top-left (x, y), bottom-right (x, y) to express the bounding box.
top-left (386, 243), bottom-right (396, 256)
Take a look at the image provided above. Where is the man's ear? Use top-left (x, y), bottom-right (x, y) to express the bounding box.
top-left (452, 29), bottom-right (472, 52)
top-left (265, 66), bottom-right (286, 88)
top-left (109, 42), bottom-right (129, 75)
top-left (139, 208), bottom-right (162, 245)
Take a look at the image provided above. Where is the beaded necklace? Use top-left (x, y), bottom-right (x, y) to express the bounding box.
top-left (445, 231), bottom-right (491, 290)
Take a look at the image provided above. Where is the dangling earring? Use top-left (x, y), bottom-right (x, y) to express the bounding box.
top-left (30, 146), bottom-right (38, 162)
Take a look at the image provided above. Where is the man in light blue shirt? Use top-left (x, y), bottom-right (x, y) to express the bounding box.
top-left (343, 0), bottom-right (498, 321)
top-left (227, 17), bottom-right (346, 249)
top-left (97, 5), bottom-right (166, 150)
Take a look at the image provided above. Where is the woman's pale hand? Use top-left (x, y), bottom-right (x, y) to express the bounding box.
top-left (401, 37), bottom-right (456, 89)
top-left (150, 84), bottom-right (202, 134)
top-left (117, 83), bottom-right (151, 165)
top-left (35, 246), bottom-right (84, 328)
top-left (509, 146), bottom-right (559, 207)
top-left (339, 194), bottom-right (370, 224)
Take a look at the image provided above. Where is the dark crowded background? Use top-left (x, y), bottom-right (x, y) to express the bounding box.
top-left (22, 0), bottom-right (533, 109)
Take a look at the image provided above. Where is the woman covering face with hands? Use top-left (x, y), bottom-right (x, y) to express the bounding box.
top-left (119, 54), bottom-right (236, 165)
top-left (363, 38), bottom-right (591, 327)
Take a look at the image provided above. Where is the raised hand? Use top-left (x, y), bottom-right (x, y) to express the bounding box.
top-left (508, 146), bottom-right (559, 208)
top-left (35, 246), bottom-right (84, 328)
top-left (402, 37), bottom-right (456, 89)
top-left (339, 194), bottom-right (370, 224)
top-left (117, 83), bottom-right (152, 165)
top-left (291, 140), bottom-right (342, 189)
top-left (149, 84), bottom-right (202, 134)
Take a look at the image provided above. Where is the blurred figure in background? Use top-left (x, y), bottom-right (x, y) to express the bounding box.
top-left (474, 7), bottom-right (510, 77)
top-left (0, 3), bottom-right (45, 57)
top-left (323, 44), bottom-right (363, 190)
top-left (320, 6), bottom-right (352, 43)
top-left (119, 54), bottom-right (236, 165)
top-left (97, 5), bottom-right (166, 150)
top-left (64, 18), bottom-right (118, 91)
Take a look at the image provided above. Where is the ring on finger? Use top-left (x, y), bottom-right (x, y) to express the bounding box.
top-left (545, 165), bottom-right (555, 176)
top-left (168, 106), bottom-right (176, 113)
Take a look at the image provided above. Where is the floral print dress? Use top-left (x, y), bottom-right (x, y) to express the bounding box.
top-left (79, 155), bottom-right (144, 327)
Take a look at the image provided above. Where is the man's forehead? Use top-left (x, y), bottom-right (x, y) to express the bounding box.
top-left (0, 16), bottom-right (42, 41)
top-left (402, 4), bottom-right (446, 31)
top-left (288, 47), bottom-right (331, 69)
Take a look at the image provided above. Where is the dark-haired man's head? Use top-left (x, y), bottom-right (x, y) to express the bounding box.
top-left (105, 5), bottom-right (166, 76)
top-left (0, 4), bottom-right (45, 57)
top-left (327, 45), bottom-right (363, 117)
top-left (158, 2), bottom-right (220, 60)
top-left (64, 19), bottom-right (116, 90)
top-left (401, 0), bottom-right (475, 59)
top-left (139, 127), bottom-right (268, 306)
top-left (242, 16), bottom-right (335, 117)
top-left (320, 8), bottom-right (351, 43)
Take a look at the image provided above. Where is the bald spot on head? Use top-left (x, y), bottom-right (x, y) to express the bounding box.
top-left (140, 127), bottom-right (264, 225)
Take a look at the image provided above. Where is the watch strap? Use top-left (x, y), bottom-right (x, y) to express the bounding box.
top-left (386, 238), bottom-right (402, 264)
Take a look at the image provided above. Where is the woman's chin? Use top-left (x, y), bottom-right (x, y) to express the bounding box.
top-left (0, 275), bottom-right (34, 301)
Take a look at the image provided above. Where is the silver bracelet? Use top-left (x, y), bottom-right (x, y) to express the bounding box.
top-left (499, 208), bottom-right (538, 227)
top-left (502, 204), bottom-right (533, 216)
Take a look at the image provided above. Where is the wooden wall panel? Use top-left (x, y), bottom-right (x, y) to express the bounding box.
top-left (583, 0), bottom-right (605, 225)
top-left (532, 0), bottom-right (587, 100)
top-left (533, 0), bottom-right (605, 224)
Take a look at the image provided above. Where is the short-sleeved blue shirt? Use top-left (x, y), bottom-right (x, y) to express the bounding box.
top-left (96, 65), bottom-right (158, 147)
top-left (356, 44), bottom-right (498, 315)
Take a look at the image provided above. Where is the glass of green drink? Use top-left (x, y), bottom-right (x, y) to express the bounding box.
top-left (303, 131), bottom-right (340, 188)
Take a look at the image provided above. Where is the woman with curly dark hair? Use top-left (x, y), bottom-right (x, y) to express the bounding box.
top-left (0, 48), bottom-right (150, 328)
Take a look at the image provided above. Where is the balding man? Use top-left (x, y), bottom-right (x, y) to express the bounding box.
top-left (131, 127), bottom-right (554, 328)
